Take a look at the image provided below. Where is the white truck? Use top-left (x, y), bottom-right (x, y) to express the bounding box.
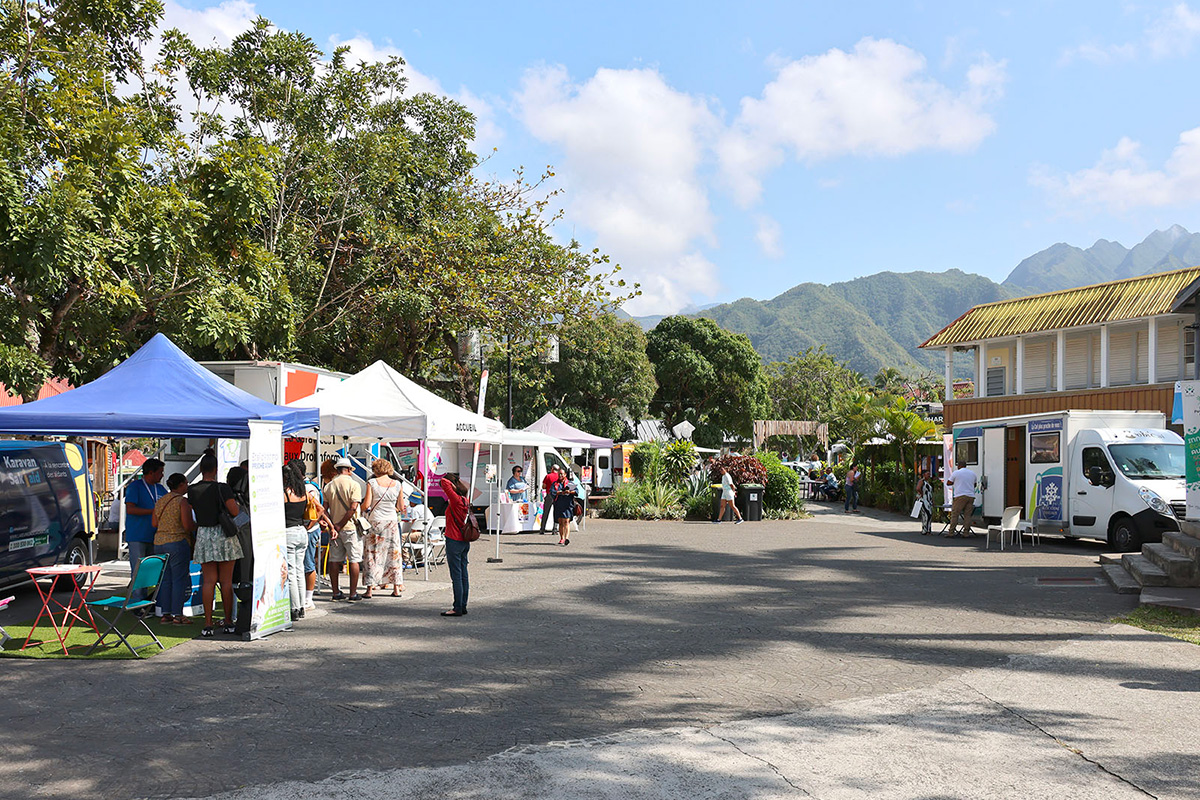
top-left (951, 410), bottom-right (1183, 551)
top-left (199, 360), bottom-right (350, 475)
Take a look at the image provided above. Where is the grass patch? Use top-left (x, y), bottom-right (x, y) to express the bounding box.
top-left (1113, 605), bottom-right (1200, 646)
top-left (0, 603), bottom-right (224, 659)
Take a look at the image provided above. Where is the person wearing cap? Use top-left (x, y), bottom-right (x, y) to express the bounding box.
top-left (324, 457), bottom-right (364, 600)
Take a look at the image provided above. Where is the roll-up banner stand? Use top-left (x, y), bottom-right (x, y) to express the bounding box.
top-left (247, 420), bottom-right (291, 639)
top-left (1183, 381), bottom-right (1200, 521)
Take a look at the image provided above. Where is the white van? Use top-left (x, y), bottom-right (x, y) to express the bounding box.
top-left (952, 410), bottom-right (1183, 551)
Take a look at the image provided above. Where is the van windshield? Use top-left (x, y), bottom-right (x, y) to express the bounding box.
top-left (1107, 443), bottom-right (1185, 479)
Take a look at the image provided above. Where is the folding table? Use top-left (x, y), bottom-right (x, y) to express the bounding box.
top-left (22, 564), bottom-right (103, 654)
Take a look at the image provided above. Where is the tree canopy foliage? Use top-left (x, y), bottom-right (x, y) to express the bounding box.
top-left (646, 316), bottom-right (769, 448)
top-left (0, 1), bottom-right (630, 401)
top-left (496, 312), bottom-right (656, 441)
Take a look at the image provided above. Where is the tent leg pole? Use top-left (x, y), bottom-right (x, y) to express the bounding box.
top-left (423, 447), bottom-right (429, 582)
top-left (488, 443), bottom-right (502, 563)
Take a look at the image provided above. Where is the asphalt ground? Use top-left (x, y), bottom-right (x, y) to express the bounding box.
top-left (2, 503), bottom-right (1190, 800)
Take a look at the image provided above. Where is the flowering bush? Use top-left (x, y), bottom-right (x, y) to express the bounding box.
top-left (708, 454), bottom-right (767, 486)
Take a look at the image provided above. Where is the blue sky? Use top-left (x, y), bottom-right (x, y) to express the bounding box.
top-left (165, 1), bottom-right (1200, 314)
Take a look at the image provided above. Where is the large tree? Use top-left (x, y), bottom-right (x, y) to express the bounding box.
top-left (166, 21), bottom-right (627, 406)
top-left (0, 3), bottom-right (631, 405)
top-left (0, 0), bottom-right (255, 399)
top-left (767, 347), bottom-right (863, 424)
top-left (496, 313), bottom-right (656, 440)
top-left (646, 316), bottom-right (769, 448)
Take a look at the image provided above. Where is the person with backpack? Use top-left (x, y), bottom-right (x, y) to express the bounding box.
top-left (439, 473), bottom-right (473, 617)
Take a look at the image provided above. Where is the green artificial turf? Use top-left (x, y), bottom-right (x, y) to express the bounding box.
top-left (0, 608), bottom-right (216, 659)
top-left (1113, 605), bottom-right (1200, 646)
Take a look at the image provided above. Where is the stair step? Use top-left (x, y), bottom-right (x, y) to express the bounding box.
top-left (1163, 530), bottom-right (1200, 561)
top-left (1121, 553), bottom-right (1169, 587)
top-left (1098, 553), bottom-right (1124, 565)
top-left (1101, 564), bottom-right (1141, 595)
top-left (1142, 543), bottom-right (1200, 586)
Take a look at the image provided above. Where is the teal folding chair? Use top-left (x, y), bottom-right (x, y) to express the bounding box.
top-left (85, 554), bottom-right (168, 657)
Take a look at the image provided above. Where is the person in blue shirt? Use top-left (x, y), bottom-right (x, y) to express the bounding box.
top-left (125, 458), bottom-right (167, 604)
top-left (506, 466), bottom-right (529, 503)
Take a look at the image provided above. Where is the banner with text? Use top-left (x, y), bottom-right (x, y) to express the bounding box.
top-left (1184, 381), bottom-right (1200, 522)
top-left (247, 420), bottom-right (291, 639)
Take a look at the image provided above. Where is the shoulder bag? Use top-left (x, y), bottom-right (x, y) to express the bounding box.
top-left (219, 484), bottom-right (251, 539)
top-left (461, 506), bottom-right (481, 543)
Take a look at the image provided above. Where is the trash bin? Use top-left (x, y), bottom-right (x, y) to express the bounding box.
top-left (711, 484), bottom-right (733, 521)
top-left (738, 484), bottom-right (764, 522)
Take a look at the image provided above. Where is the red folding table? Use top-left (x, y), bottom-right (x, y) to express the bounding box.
top-left (22, 565), bottom-right (103, 654)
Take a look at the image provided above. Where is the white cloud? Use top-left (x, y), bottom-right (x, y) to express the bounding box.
top-left (1061, 2), bottom-right (1200, 63)
top-left (329, 35), bottom-right (501, 147)
top-left (1032, 127), bottom-right (1200, 212)
top-left (1147, 2), bottom-right (1200, 57)
top-left (719, 37), bottom-right (1005, 206)
top-left (161, 0), bottom-right (255, 47)
top-left (516, 65), bottom-right (720, 315)
top-left (755, 215), bottom-right (784, 259)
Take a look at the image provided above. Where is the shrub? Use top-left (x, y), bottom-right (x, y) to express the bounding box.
top-left (600, 481), bottom-right (643, 519)
top-left (600, 479), bottom-right (687, 520)
top-left (639, 481), bottom-right (683, 509)
top-left (681, 473), bottom-right (710, 500)
top-left (630, 441), bottom-right (662, 483)
top-left (756, 451), bottom-right (803, 513)
top-left (709, 453), bottom-right (767, 486)
top-left (661, 439), bottom-right (697, 487)
top-left (684, 493), bottom-right (712, 520)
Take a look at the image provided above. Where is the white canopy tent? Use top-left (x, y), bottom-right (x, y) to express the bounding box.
top-left (500, 428), bottom-right (576, 449)
top-left (290, 360), bottom-right (506, 580)
top-left (288, 360), bottom-right (504, 443)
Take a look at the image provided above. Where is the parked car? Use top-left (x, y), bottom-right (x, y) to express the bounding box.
top-left (0, 441), bottom-right (96, 588)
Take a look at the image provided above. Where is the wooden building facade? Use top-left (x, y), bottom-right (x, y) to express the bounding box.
top-left (920, 268), bottom-right (1200, 428)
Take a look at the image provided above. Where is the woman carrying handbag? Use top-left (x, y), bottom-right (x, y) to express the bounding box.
top-left (439, 474), bottom-right (472, 617)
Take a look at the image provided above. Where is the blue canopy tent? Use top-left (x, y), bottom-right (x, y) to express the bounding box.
top-left (0, 334), bottom-right (319, 438)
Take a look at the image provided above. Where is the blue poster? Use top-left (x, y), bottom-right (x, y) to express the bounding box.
top-left (1038, 474), bottom-right (1063, 521)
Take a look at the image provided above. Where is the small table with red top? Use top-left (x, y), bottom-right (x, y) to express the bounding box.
top-left (23, 564), bottom-right (103, 654)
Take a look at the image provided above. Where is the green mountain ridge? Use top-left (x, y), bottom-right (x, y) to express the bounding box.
top-left (624, 225), bottom-right (1200, 377)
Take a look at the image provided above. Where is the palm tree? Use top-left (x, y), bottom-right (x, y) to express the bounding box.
top-left (880, 396), bottom-right (937, 508)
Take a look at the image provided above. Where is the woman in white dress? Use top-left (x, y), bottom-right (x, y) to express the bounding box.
top-left (362, 459), bottom-right (406, 598)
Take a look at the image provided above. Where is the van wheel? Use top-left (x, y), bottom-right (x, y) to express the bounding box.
top-left (57, 537), bottom-right (91, 591)
top-left (1108, 517), bottom-right (1140, 553)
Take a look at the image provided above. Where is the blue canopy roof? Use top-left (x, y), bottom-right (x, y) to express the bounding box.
top-left (0, 334), bottom-right (320, 438)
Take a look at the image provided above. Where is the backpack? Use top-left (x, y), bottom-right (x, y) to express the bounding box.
top-left (461, 506), bottom-right (481, 542)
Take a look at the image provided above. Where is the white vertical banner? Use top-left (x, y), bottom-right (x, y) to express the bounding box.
top-left (1183, 381), bottom-right (1200, 521)
top-left (247, 420), bottom-right (291, 639)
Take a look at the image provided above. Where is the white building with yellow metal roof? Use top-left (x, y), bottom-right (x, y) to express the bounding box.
top-left (919, 267), bottom-right (1200, 428)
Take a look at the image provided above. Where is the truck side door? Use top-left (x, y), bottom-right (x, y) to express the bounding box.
top-left (1071, 445), bottom-right (1114, 539)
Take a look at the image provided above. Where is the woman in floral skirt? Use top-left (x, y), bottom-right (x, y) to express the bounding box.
top-left (361, 458), bottom-right (406, 598)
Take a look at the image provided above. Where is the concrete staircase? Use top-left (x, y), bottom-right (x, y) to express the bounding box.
top-left (1101, 521), bottom-right (1200, 596)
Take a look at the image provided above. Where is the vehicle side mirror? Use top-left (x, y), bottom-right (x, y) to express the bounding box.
top-left (1088, 465), bottom-right (1102, 486)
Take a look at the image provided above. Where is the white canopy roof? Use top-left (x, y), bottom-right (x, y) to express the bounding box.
top-left (502, 428), bottom-right (575, 449)
top-left (288, 361), bottom-right (505, 443)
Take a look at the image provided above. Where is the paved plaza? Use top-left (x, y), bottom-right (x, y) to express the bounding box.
top-left (1, 505), bottom-right (1198, 799)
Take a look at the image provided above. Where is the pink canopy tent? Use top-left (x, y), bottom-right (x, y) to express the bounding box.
top-left (524, 411), bottom-right (614, 449)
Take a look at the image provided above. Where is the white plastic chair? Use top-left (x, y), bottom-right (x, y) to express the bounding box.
top-left (986, 506), bottom-right (1023, 550)
top-left (403, 516), bottom-right (447, 570)
top-left (1022, 503), bottom-right (1041, 547)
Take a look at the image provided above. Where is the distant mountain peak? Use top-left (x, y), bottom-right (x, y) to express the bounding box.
top-left (1004, 224), bottom-right (1197, 292)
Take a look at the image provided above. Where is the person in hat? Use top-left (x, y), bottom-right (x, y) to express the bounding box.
top-left (324, 457), bottom-right (364, 600)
